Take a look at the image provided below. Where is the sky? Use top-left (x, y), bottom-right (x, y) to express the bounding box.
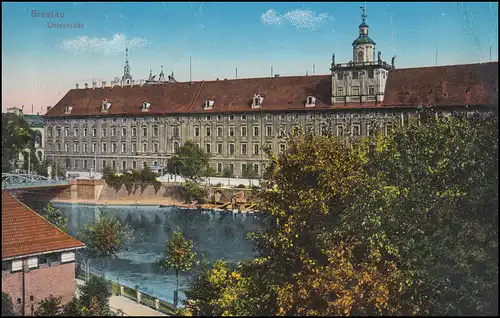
top-left (2, 2), bottom-right (498, 114)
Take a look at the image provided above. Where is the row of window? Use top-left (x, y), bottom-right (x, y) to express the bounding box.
top-left (337, 69), bottom-right (386, 80)
top-left (1, 251), bottom-right (74, 273)
top-left (48, 126), bottom-right (164, 138)
top-left (336, 85), bottom-right (375, 96)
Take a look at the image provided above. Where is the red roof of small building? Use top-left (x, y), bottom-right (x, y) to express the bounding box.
top-left (1, 191), bottom-right (85, 259)
top-left (44, 62), bottom-right (498, 117)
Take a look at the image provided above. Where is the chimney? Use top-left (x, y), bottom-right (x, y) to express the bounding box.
top-left (76, 83), bottom-right (79, 89)
top-left (92, 82), bottom-right (96, 89)
top-left (102, 81), bottom-right (106, 88)
top-left (47, 106), bottom-right (52, 112)
top-left (84, 83), bottom-right (88, 89)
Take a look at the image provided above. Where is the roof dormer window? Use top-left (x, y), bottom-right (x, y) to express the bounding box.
top-left (101, 100), bottom-right (112, 113)
top-left (142, 101), bottom-right (151, 112)
top-left (252, 93), bottom-right (263, 109)
top-left (64, 105), bottom-right (74, 114)
top-left (305, 96), bottom-right (316, 108)
top-left (204, 100), bottom-right (215, 110)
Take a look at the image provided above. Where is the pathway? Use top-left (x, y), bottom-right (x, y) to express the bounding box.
top-left (76, 279), bottom-right (168, 316)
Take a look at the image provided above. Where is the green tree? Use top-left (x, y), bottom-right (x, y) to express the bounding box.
top-left (78, 209), bottom-right (133, 257)
top-left (166, 141), bottom-right (211, 181)
top-left (241, 163), bottom-right (258, 179)
top-left (34, 295), bottom-right (62, 316)
top-left (2, 292), bottom-right (17, 316)
top-left (222, 167), bottom-right (234, 178)
top-left (1, 113), bottom-right (37, 173)
top-left (158, 231), bottom-right (197, 307)
top-left (39, 203), bottom-right (68, 232)
top-left (179, 180), bottom-right (208, 203)
top-left (78, 276), bottom-right (113, 316)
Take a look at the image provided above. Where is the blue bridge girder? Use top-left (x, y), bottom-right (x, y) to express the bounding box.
top-left (2, 173), bottom-right (69, 190)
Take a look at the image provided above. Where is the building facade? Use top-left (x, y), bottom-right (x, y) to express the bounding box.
top-left (2, 192), bottom-right (85, 315)
top-left (43, 10), bottom-right (498, 177)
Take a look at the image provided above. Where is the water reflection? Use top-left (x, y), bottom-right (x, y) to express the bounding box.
top-left (52, 203), bottom-right (265, 304)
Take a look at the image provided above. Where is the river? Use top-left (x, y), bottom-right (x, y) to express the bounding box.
top-left (47, 203), bottom-right (265, 305)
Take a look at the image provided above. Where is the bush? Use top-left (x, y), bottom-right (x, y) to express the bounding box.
top-left (180, 180), bottom-right (207, 203)
top-left (215, 183), bottom-right (223, 187)
top-left (236, 184), bottom-right (246, 189)
top-left (153, 180), bottom-right (162, 194)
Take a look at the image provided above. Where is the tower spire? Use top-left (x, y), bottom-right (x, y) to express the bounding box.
top-left (126, 47), bottom-right (129, 62)
top-left (360, 3), bottom-right (367, 24)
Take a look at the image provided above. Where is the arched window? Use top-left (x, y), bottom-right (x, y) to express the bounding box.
top-left (173, 142), bottom-right (180, 153)
top-left (357, 50), bottom-right (364, 63)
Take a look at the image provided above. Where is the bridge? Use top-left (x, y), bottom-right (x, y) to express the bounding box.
top-left (2, 173), bottom-right (69, 190)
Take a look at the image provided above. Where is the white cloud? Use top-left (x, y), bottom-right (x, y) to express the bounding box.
top-left (261, 9), bottom-right (333, 30)
top-left (58, 33), bottom-right (149, 55)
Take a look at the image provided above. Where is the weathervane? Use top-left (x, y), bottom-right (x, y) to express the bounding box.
top-left (360, 3), bottom-right (367, 23)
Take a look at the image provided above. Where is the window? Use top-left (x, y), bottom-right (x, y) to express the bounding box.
top-left (241, 114), bottom-right (247, 120)
top-left (132, 143), bottom-right (137, 152)
top-left (337, 87), bottom-right (344, 96)
top-left (74, 159), bottom-right (79, 169)
top-left (229, 164), bottom-right (234, 174)
top-left (253, 126), bottom-right (259, 137)
top-left (122, 118), bottom-right (127, 122)
top-left (48, 128), bottom-right (53, 138)
top-left (241, 143), bottom-right (247, 155)
top-left (217, 143), bottom-right (223, 154)
top-left (253, 164), bottom-right (259, 174)
top-left (196, 143), bottom-right (200, 149)
top-left (153, 126), bottom-right (158, 137)
top-left (112, 143), bottom-right (117, 153)
top-left (206, 126), bottom-right (211, 137)
top-left (48, 143), bottom-right (52, 151)
top-left (103, 160), bottom-right (107, 168)
top-left (229, 115), bottom-right (234, 120)
top-left (102, 143), bottom-right (107, 153)
top-left (122, 143), bottom-right (126, 153)
top-left (337, 72), bottom-right (343, 80)
top-left (92, 128), bottom-right (97, 136)
top-left (143, 127), bottom-right (148, 137)
top-left (132, 127), bottom-right (137, 137)
top-left (266, 113), bottom-right (272, 120)
top-left (385, 123), bottom-right (393, 135)
top-left (92, 159), bottom-right (96, 169)
top-left (65, 128), bottom-right (69, 137)
top-left (337, 125), bottom-right (344, 137)
top-left (217, 163), bottom-right (222, 173)
top-left (83, 128), bottom-right (87, 137)
top-left (74, 129), bottom-right (79, 137)
top-left (83, 160), bottom-right (87, 169)
top-left (229, 143), bottom-right (235, 154)
top-left (357, 51), bottom-right (364, 62)
top-left (153, 143), bottom-right (158, 152)
top-left (143, 161), bottom-right (147, 168)
top-left (122, 128), bottom-right (127, 136)
top-left (102, 128), bottom-right (107, 137)
top-left (122, 161), bottom-right (126, 171)
top-left (279, 114), bottom-right (285, 120)
top-left (112, 160), bottom-right (116, 170)
top-left (92, 143), bottom-right (96, 152)
top-left (253, 144), bottom-right (260, 155)
top-left (143, 143), bottom-right (147, 152)
top-left (217, 127), bottom-right (223, 137)
top-left (369, 85), bottom-right (375, 95)
top-left (280, 144), bottom-right (286, 152)
top-left (173, 127), bottom-right (180, 138)
top-left (206, 144), bottom-right (211, 153)
top-left (194, 127), bottom-right (200, 137)
top-left (279, 127), bottom-right (286, 137)
top-left (353, 71), bottom-right (359, 79)
top-left (352, 86), bottom-right (360, 95)
top-left (153, 161), bottom-right (158, 167)
top-left (266, 126), bottom-right (272, 137)
top-left (132, 161), bottom-right (137, 169)
top-left (368, 69), bottom-right (374, 78)
top-left (73, 143), bottom-right (78, 152)
top-left (174, 142), bottom-right (180, 153)
top-left (321, 124), bottom-right (327, 136)
top-left (111, 127), bottom-right (116, 136)
top-left (352, 124), bottom-right (361, 136)
top-left (241, 126), bottom-right (247, 137)
top-left (229, 126), bottom-right (235, 137)
top-left (217, 115), bottom-right (222, 121)
top-left (56, 127), bottom-right (61, 137)
top-left (64, 143), bottom-right (68, 152)
top-left (366, 124), bottom-right (371, 136)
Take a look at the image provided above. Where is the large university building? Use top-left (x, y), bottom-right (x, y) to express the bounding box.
top-left (43, 10), bottom-right (498, 177)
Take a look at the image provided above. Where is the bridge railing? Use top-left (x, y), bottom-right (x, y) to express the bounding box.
top-left (1, 173), bottom-right (70, 189)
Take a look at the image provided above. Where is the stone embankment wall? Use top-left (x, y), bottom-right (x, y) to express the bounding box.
top-left (51, 180), bottom-right (105, 201)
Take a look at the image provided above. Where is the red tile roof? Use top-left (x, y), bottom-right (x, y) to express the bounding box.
top-left (45, 62), bottom-right (498, 117)
top-left (2, 192), bottom-right (84, 259)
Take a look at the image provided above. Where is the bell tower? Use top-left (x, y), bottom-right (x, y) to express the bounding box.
top-left (122, 48), bottom-right (133, 85)
top-left (352, 5), bottom-right (375, 63)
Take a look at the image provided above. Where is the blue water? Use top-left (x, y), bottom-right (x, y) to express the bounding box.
top-left (51, 203), bottom-right (265, 304)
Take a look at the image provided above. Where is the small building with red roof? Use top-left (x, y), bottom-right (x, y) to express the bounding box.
top-left (1, 191), bottom-right (85, 315)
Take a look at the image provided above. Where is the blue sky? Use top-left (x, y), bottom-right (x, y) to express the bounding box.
top-left (2, 2), bottom-right (498, 113)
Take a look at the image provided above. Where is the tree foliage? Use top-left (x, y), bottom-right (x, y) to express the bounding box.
top-left (1, 113), bottom-right (37, 173)
top-left (78, 209), bottom-right (133, 256)
top-left (167, 141), bottom-right (211, 181)
top-left (2, 292), bottom-right (17, 316)
top-left (39, 203), bottom-right (68, 232)
top-left (241, 163), bottom-right (258, 179)
top-left (34, 295), bottom-right (62, 316)
top-left (179, 180), bottom-right (208, 203)
top-left (183, 110), bottom-right (498, 316)
top-left (78, 276), bottom-right (113, 316)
